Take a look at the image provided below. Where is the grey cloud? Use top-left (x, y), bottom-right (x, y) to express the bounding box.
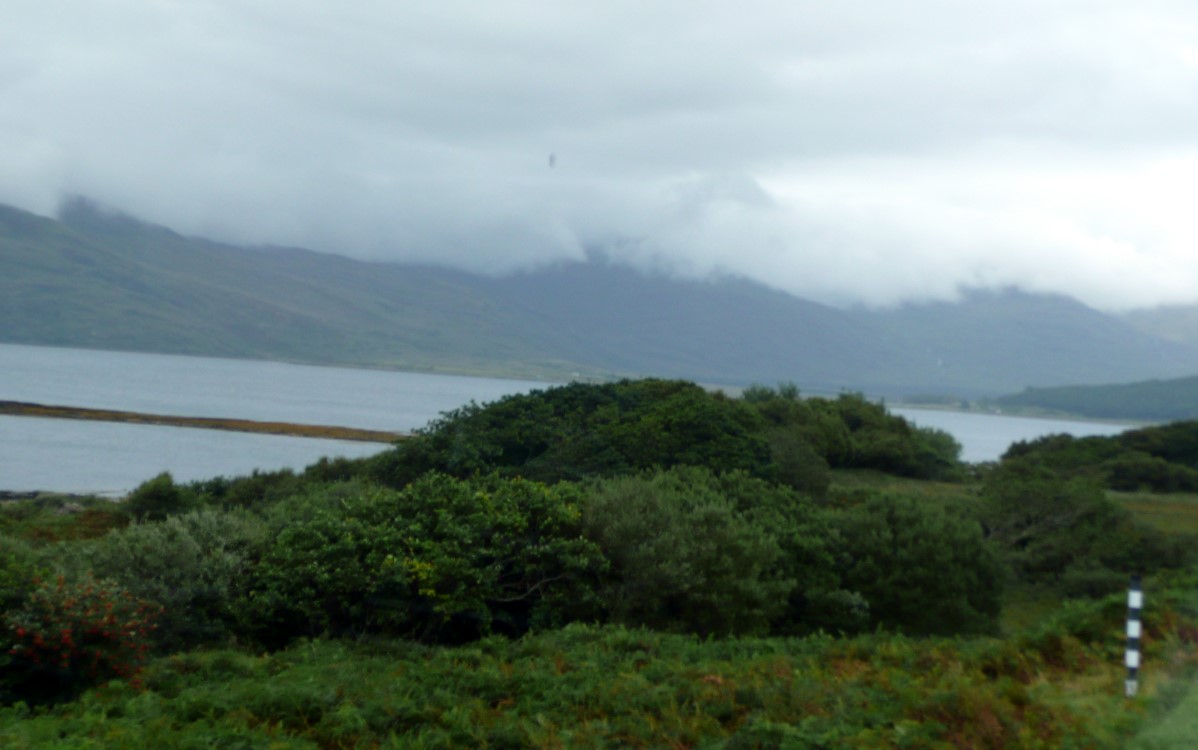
top-left (3, 1), bottom-right (1198, 309)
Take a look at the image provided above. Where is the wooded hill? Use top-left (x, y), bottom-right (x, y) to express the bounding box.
top-left (5, 198), bottom-right (1198, 397)
top-left (997, 374), bottom-right (1198, 421)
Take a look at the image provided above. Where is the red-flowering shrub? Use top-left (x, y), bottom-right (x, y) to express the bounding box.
top-left (3, 573), bottom-right (160, 704)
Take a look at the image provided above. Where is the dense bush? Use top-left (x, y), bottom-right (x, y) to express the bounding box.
top-left (760, 427), bottom-right (831, 496)
top-left (243, 473), bottom-right (606, 646)
top-left (743, 386), bottom-right (963, 480)
top-left (833, 494), bottom-right (1003, 635)
top-left (368, 379), bottom-right (773, 486)
top-left (184, 468), bottom-right (304, 510)
top-left (712, 470), bottom-right (867, 634)
top-left (580, 468), bottom-right (791, 636)
top-left (2, 574), bottom-right (160, 705)
top-left (1102, 451), bottom-right (1198, 492)
top-left (0, 536), bottom-right (41, 620)
top-left (1002, 421), bottom-right (1198, 493)
top-left (976, 461), bottom-right (1187, 594)
top-left (55, 510), bottom-right (268, 651)
top-left (123, 472), bottom-right (194, 520)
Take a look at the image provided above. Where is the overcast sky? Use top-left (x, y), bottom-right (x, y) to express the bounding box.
top-left (4, 1), bottom-right (1198, 310)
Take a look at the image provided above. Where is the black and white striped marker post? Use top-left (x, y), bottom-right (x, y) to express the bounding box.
top-left (1126, 575), bottom-right (1142, 698)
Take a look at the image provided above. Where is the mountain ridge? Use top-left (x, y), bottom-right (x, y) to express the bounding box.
top-left (4, 200), bottom-right (1198, 398)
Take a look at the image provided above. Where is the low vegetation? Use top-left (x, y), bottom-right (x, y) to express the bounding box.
top-left (1003, 420), bottom-right (1198, 494)
top-left (2, 378), bottom-right (1197, 747)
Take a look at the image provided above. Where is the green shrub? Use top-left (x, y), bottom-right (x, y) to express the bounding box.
top-left (581, 468), bottom-right (791, 636)
top-left (762, 427), bottom-right (830, 496)
top-left (977, 460), bottom-right (1182, 588)
top-left (713, 470), bottom-right (866, 634)
top-left (186, 468), bottom-right (303, 510)
top-left (369, 379), bottom-right (773, 486)
top-left (1101, 451), bottom-right (1198, 493)
top-left (58, 510), bottom-right (268, 651)
top-left (834, 493), bottom-right (1003, 635)
top-left (2, 573), bottom-right (160, 705)
top-left (0, 536), bottom-right (41, 619)
top-left (243, 473), bottom-right (606, 646)
top-left (124, 472), bottom-right (194, 520)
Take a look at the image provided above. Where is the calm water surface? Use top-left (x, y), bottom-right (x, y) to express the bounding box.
top-left (1, 415), bottom-right (384, 495)
top-left (1, 343), bottom-right (1135, 493)
top-left (0, 343), bottom-right (552, 431)
top-left (891, 407), bottom-right (1131, 464)
top-left (0, 343), bottom-right (551, 494)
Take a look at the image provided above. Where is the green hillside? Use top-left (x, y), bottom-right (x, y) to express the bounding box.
top-left (996, 374), bottom-right (1198, 421)
top-left (0, 201), bottom-right (594, 379)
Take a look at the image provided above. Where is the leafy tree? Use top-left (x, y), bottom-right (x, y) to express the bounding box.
top-left (833, 493), bottom-right (1003, 635)
top-left (369, 379), bottom-right (772, 486)
top-left (243, 474), bottom-right (605, 647)
top-left (761, 427), bottom-right (830, 496)
top-left (974, 459), bottom-right (1186, 595)
top-left (580, 468), bottom-right (791, 636)
top-left (56, 510), bottom-right (268, 651)
top-left (124, 472), bottom-right (195, 520)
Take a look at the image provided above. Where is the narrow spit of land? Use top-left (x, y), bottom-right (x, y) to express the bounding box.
top-left (0, 400), bottom-right (406, 443)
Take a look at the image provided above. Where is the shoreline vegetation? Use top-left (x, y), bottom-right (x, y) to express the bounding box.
top-left (4, 379), bottom-right (1198, 745)
top-left (0, 400), bottom-right (406, 444)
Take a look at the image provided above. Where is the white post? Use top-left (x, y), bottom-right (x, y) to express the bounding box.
top-left (1126, 576), bottom-right (1142, 698)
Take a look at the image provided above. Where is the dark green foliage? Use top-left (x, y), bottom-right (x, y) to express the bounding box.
top-left (761, 427), bottom-right (831, 496)
top-left (1003, 433), bottom-right (1121, 474)
top-left (243, 473), bottom-right (605, 647)
top-left (1102, 451), bottom-right (1198, 493)
top-left (1121, 420), bottom-right (1198, 468)
top-left (123, 472), bottom-right (194, 520)
top-left (830, 394), bottom-right (963, 479)
top-left (1001, 421), bottom-right (1198, 493)
top-left (580, 468), bottom-right (791, 636)
top-left (185, 468), bottom-right (304, 509)
top-left (369, 379), bottom-right (773, 486)
top-left (976, 461), bottom-right (1186, 595)
top-left (713, 470), bottom-right (867, 634)
top-left (743, 386), bottom-right (962, 481)
top-left (0, 536), bottom-right (41, 621)
top-left (833, 494), bottom-right (1003, 635)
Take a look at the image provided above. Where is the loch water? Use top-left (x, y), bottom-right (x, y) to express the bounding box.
top-left (1, 343), bottom-right (1131, 494)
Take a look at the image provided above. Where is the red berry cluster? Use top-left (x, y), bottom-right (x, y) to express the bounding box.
top-left (6, 574), bottom-right (161, 690)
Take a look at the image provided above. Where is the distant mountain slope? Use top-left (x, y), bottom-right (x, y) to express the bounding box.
top-left (995, 375), bottom-right (1198, 421)
top-left (1121, 304), bottom-right (1198, 348)
top-left (468, 261), bottom-right (903, 393)
top-left (1, 200), bottom-right (588, 378)
top-left (858, 289), bottom-right (1198, 396)
top-left (5, 199), bottom-right (1198, 396)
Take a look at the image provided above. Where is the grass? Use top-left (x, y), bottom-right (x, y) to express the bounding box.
top-left (1127, 674), bottom-right (1198, 748)
top-left (0, 623), bottom-right (1176, 749)
top-left (828, 469), bottom-right (976, 501)
top-left (1112, 491), bottom-right (1198, 535)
